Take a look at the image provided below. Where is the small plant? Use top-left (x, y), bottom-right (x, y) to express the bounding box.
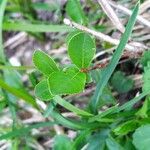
top-left (1, 0), bottom-right (150, 149)
top-left (33, 32), bottom-right (96, 100)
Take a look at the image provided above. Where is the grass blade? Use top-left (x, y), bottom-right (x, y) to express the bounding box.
top-left (0, 78), bottom-right (38, 108)
top-left (0, 65), bottom-right (34, 70)
top-left (0, 121), bottom-right (56, 140)
top-left (44, 102), bottom-right (102, 130)
top-left (54, 96), bottom-right (93, 117)
top-left (90, 2), bottom-right (140, 112)
top-left (0, 0), bottom-right (7, 62)
top-left (89, 90), bottom-right (150, 122)
top-left (3, 21), bottom-right (73, 32)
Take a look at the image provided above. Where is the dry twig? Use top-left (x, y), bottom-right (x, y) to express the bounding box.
top-left (109, 0), bottom-right (150, 28)
top-left (64, 18), bottom-right (138, 52)
top-left (140, 0), bottom-right (150, 14)
top-left (97, 0), bottom-right (125, 33)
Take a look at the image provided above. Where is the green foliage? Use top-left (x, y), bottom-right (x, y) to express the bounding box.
top-left (113, 120), bottom-right (138, 136)
top-left (48, 67), bottom-right (86, 95)
top-left (141, 51), bottom-right (150, 93)
top-left (53, 96), bottom-right (93, 117)
top-left (3, 21), bottom-right (73, 32)
top-left (111, 71), bottom-right (134, 93)
top-left (91, 70), bottom-right (116, 108)
top-left (136, 97), bottom-right (150, 118)
top-left (90, 2), bottom-right (139, 111)
top-left (0, 100), bottom-right (6, 112)
top-left (33, 50), bottom-right (59, 76)
top-left (0, 121), bottom-right (55, 140)
top-left (33, 49), bottom-right (88, 96)
top-left (68, 32), bottom-right (96, 69)
top-left (142, 62), bottom-right (150, 92)
top-left (98, 86), bottom-right (116, 107)
top-left (35, 79), bottom-right (53, 101)
top-left (0, 0), bottom-right (7, 62)
top-left (106, 136), bottom-right (123, 150)
top-left (133, 124), bottom-right (150, 150)
top-left (66, 30), bottom-right (82, 46)
top-left (33, 32), bottom-right (95, 96)
top-left (86, 129), bottom-right (109, 150)
top-left (140, 50), bottom-right (150, 67)
top-left (66, 0), bottom-right (87, 25)
top-left (53, 135), bottom-right (74, 150)
top-left (2, 1), bottom-right (150, 150)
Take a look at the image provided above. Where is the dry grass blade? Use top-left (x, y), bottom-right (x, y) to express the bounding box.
top-left (140, 0), bottom-right (150, 14)
top-left (97, 0), bottom-right (125, 33)
top-left (109, 0), bottom-right (150, 28)
top-left (64, 18), bottom-right (140, 52)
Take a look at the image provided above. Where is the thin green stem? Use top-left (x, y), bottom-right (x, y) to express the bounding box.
top-left (54, 95), bottom-right (93, 117)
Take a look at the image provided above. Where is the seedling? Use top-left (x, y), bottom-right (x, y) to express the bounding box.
top-left (33, 32), bottom-right (96, 100)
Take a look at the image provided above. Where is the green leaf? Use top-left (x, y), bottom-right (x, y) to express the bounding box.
top-left (32, 2), bottom-right (58, 11)
top-left (72, 130), bottom-right (91, 149)
top-left (124, 139), bottom-right (135, 150)
top-left (140, 50), bottom-right (150, 67)
top-left (66, 30), bottom-right (82, 46)
top-left (0, 77), bottom-right (38, 108)
top-left (33, 50), bottom-right (59, 76)
top-left (90, 2), bottom-right (139, 111)
top-left (0, 101), bottom-right (6, 112)
top-left (111, 71), bottom-right (134, 93)
top-left (98, 86), bottom-right (116, 107)
top-left (133, 124), bottom-right (150, 150)
top-left (89, 105), bottom-right (118, 122)
top-left (53, 135), bottom-right (74, 150)
top-left (0, 121), bottom-right (55, 140)
top-left (136, 97), bottom-right (150, 118)
top-left (28, 72), bottom-right (38, 87)
top-left (91, 70), bottom-right (116, 108)
top-left (48, 67), bottom-right (86, 95)
top-left (66, 0), bottom-right (87, 25)
top-left (113, 120), bottom-right (138, 136)
top-left (90, 90), bottom-right (150, 122)
top-left (3, 69), bottom-right (24, 123)
top-left (3, 21), bottom-right (73, 32)
top-left (0, 0), bottom-right (7, 62)
top-left (35, 79), bottom-right (53, 101)
top-left (86, 129), bottom-right (109, 150)
top-left (44, 102), bottom-right (100, 130)
top-left (142, 62), bottom-right (150, 92)
top-left (106, 136), bottom-right (123, 150)
top-left (68, 32), bottom-right (96, 69)
top-left (53, 96), bottom-right (93, 117)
